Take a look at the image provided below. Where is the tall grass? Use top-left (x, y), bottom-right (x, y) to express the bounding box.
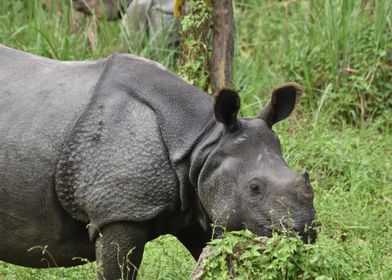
top-left (0, 0), bottom-right (391, 279)
top-left (0, 0), bottom-right (178, 63)
top-left (235, 0), bottom-right (392, 127)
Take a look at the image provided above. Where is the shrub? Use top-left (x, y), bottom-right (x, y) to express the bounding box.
top-left (196, 230), bottom-right (354, 280)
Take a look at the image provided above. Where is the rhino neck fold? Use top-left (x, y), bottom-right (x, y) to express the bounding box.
top-left (188, 123), bottom-right (224, 230)
top-left (189, 123), bottom-right (223, 187)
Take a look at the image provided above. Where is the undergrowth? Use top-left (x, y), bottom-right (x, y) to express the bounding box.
top-left (198, 230), bottom-right (354, 280)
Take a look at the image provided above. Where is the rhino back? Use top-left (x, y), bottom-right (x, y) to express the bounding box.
top-left (0, 46), bottom-right (106, 264)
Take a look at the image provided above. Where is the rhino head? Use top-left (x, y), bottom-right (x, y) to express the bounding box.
top-left (195, 83), bottom-right (318, 242)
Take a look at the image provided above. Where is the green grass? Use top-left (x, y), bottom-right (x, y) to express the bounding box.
top-left (0, 0), bottom-right (391, 279)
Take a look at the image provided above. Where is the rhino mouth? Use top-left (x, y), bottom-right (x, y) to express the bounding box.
top-left (254, 220), bottom-right (320, 244)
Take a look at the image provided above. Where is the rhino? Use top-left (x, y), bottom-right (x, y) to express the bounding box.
top-left (0, 45), bottom-right (317, 279)
top-left (73, 0), bottom-right (180, 47)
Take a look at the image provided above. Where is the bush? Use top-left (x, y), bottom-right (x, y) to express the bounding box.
top-left (197, 230), bottom-right (354, 280)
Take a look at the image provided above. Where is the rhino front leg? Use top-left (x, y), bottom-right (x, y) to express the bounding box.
top-left (175, 224), bottom-right (211, 260)
top-left (95, 221), bottom-right (151, 280)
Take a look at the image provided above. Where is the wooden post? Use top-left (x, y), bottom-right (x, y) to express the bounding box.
top-left (210, 0), bottom-right (235, 94)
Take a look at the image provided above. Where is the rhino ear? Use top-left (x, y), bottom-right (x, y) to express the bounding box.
top-left (213, 88), bottom-right (241, 131)
top-left (259, 83), bottom-right (303, 128)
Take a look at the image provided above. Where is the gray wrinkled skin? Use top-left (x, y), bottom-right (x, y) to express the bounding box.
top-left (0, 45), bottom-right (317, 279)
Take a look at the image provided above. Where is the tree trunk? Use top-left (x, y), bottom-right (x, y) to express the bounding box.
top-left (210, 0), bottom-right (235, 95)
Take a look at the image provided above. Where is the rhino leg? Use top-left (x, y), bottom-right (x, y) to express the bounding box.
top-left (95, 221), bottom-right (151, 280)
top-left (175, 224), bottom-right (211, 260)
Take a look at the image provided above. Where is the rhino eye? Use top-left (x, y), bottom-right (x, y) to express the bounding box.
top-left (249, 183), bottom-right (266, 197)
top-left (250, 184), bottom-right (261, 194)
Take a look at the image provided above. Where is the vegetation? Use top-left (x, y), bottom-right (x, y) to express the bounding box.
top-left (0, 0), bottom-right (391, 279)
top-left (177, 0), bottom-right (212, 90)
top-left (197, 230), bottom-right (354, 280)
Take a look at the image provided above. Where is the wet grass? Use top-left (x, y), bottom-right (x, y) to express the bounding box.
top-left (0, 0), bottom-right (391, 279)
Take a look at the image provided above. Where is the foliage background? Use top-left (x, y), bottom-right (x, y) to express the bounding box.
top-left (0, 0), bottom-right (391, 279)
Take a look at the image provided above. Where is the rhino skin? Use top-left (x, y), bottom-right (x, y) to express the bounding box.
top-left (0, 45), bottom-right (317, 280)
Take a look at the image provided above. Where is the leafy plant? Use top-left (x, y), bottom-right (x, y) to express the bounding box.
top-left (177, 0), bottom-right (212, 91)
top-left (198, 230), bottom-right (355, 280)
